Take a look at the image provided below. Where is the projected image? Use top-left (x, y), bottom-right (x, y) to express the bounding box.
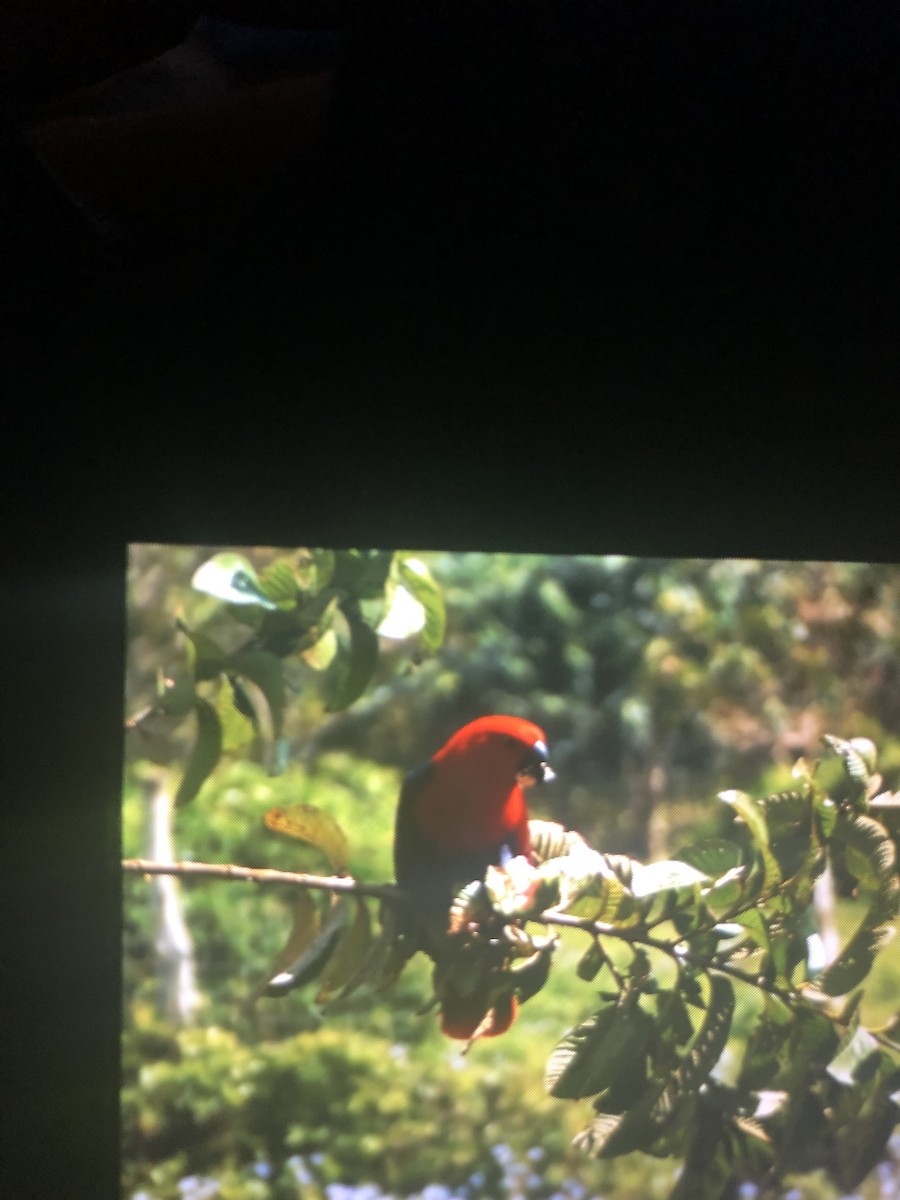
top-left (123, 548), bottom-right (900, 1200)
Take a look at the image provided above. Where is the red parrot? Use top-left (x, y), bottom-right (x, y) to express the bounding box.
top-left (393, 715), bottom-right (555, 1039)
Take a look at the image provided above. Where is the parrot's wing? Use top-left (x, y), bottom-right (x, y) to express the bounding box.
top-left (393, 761), bottom-right (436, 889)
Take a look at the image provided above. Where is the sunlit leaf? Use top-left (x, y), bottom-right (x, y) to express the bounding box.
top-left (216, 677), bottom-right (256, 753)
top-left (174, 698), bottom-right (222, 807)
top-left (676, 839), bottom-right (743, 880)
top-left (827, 1023), bottom-right (881, 1086)
top-left (377, 583), bottom-right (427, 640)
top-left (719, 789), bottom-right (781, 892)
top-left (301, 628), bottom-right (339, 670)
top-left (192, 553), bottom-right (277, 609)
top-left (397, 557), bottom-right (446, 653)
top-left (528, 820), bottom-right (589, 864)
top-left (264, 804), bottom-right (349, 872)
top-left (258, 560), bottom-right (300, 607)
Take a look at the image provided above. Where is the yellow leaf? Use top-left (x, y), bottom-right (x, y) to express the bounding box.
top-left (264, 804), bottom-right (350, 872)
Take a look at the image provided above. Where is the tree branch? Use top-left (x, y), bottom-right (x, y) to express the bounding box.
top-left (122, 858), bottom-right (405, 901)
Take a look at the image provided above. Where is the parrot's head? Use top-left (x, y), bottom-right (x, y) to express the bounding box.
top-left (433, 714), bottom-right (555, 793)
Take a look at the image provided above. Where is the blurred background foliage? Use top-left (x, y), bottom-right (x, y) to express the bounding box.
top-left (124, 547), bottom-right (900, 1200)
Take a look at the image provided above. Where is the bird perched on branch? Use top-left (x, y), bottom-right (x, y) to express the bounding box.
top-left (393, 715), bottom-right (555, 1040)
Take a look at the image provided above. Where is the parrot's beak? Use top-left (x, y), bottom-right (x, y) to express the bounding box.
top-left (517, 740), bottom-right (555, 787)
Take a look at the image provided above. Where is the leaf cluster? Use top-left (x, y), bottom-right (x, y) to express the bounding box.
top-left (127, 549), bottom-right (446, 808)
top-left (532, 735), bottom-right (900, 1198)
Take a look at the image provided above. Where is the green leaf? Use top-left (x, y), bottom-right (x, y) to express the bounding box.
top-left (823, 734), bottom-right (873, 806)
top-left (760, 788), bottom-right (812, 840)
top-left (676, 839), bottom-right (743, 880)
top-left (258, 559), bottom-right (300, 607)
top-left (191, 553), bottom-right (277, 609)
top-left (738, 997), bottom-right (793, 1091)
top-left (174, 698), bottom-right (222, 807)
top-left (576, 939), bottom-right (608, 982)
top-left (301, 628), bottom-right (339, 671)
top-left (827, 1023), bottom-right (882, 1086)
top-left (833, 811), bottom-right (897, 890)
top-left (177, 618), bottom-right (227, 682)
top-left (325, 609), bottom-right (379, 712)
top-left (629, 860), bottom-right (708, 927)
top-left (775, 1009), bottom-right (839, 1091)
top-left (679, 975), bottom-right (735, 1092)
top-left (215, 676), bottom-right (256, 753)
top-left (397, 557), bottom-right (446, 653)
top-left (509, 938), bottom-right (556, 1004)
top-left (831, 1064), bottom-right (900, 1190)
top-left (668, 1100), bottom-right (731, 1200)
top-left (265, 897), bottom-right (347, 996)
top-left (815, 794), bottom-right (839, 840)
top-left (630, 860), bottom-right (710, 895)
top-left (732, 907), bottom-right (771, 955)
top-left (263, 891), bottom-right (320, 986)
top-left (551, 853), bottom-right (633, 922)
top-left (816, 891), bottom-right (898, 996)
top-left (229, 676), bottom-right (275, 765)
top-left (719, 789), bottom-right (781, 892)
top-left (228, 650), bottom-right (285, 736)
top-left (317, 897), bottom-right (373, 1004)
top-left (546, 1002), bottom-right (653, 1101)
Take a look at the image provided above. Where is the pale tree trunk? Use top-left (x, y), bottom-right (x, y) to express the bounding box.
top-left (141, 771), bottom-right (201, 1025)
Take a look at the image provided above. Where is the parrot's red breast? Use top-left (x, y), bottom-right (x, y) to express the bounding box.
top-left (393, 714), bottom-right (554, 1040)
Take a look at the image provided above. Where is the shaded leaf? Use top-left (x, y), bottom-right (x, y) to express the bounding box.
top-left (823, 734), bottom-right (872, 805)
top-left (265, 897), bottom-right (347, 996)
top-left (317, 897), bottom-right (373, 1004)
top-left (546, 1002), bottom-right (652, 1101)
top-left (266, 891), bottom-right (320, 981)
top-left (229, 649), bottom-right (285, 738)
top-left (326, 609), bottom-right (379, 712)
top-left (230, 676), bottom-right (274, 764)
top-left (833, 811), bottom-right (896, 890)
top-left (816, 892), bottom-right (898, 996)
top-left (174, 698), bottom-right (222, 807)
top-left (576, 939), bottom-right (607, 982)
